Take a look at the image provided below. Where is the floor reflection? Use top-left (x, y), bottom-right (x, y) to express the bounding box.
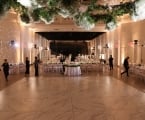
top-left (0, 66), bottom-right (145, 120)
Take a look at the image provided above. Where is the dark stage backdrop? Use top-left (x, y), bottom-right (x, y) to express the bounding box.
top-left (50, 41), bottom-right (88, 61)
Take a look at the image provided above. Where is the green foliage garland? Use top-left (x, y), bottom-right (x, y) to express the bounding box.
top-left (0, 0), bottom-right (138, 30)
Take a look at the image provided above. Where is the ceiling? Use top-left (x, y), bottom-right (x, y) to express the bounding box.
top-left (37, 32), bottom-right (104, 41)
top-left (29, 0), bottom-right (131, 40)
top-left (97, 0), bottom-right (130, 5)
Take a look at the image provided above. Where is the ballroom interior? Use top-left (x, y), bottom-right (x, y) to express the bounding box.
top-left (0, 0), bottom-right (145, 120)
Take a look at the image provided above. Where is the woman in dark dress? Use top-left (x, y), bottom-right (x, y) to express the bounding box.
top-left (2, 59), bottom-right (9, 81)
top-left (25, 57), bottom-right (30, 74)
top-left (34, 56), bottom-right (39, 76)
top-left (109, 55), bottom-right (113, 70)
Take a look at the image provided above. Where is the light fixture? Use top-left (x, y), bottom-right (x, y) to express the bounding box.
top-left (9, 40), bottom-right (15, 46)
top-left (9, 40), bottom-right (19, 48)
top-left (34, 44), bottom-right (39, 49)
top-left (134, 40), bottom-right (138, 45)
top-left (104, 44), bottom-right (109, 48)
top-left (14, 43), bottom-right (19, 48)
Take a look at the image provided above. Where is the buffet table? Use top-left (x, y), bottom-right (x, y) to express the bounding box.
top-left (64, 64), bottom-right (81, 76)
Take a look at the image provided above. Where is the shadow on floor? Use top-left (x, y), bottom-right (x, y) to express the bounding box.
top-left (0, 66), bottom-right (145, 93)
top-left (0, 72), bottom-right (25, 90)
top-left (106, 67), bottom-right (145, 93)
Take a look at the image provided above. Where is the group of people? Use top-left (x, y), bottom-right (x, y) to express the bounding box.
top-left (108, 55), bottom-right (130, 77)
top-left (1, 56), bottom-right (40, 82)
top-left (25, 56), bottom-right (40, 76)
top-left (1, 55), bottom-right (130, 82)
top-left (24, 56), bottom-right (40, 77)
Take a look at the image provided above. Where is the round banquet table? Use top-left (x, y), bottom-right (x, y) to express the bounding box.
top-left (64, 64), bottom-right (81, 76)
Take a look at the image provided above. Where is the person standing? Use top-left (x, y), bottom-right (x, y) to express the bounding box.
top-left (109, 55), bottom-right (113, 70)
top-left (121, 56), bottom-right (130, 77)
top-left (34, 56), bottom-right (39, 76)
top-left (25, 57), bottom-right (30, 75)
top-left (2, 59), bottom-right (9, 81)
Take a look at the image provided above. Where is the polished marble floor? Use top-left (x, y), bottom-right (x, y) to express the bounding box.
top-left (0, 66), bottom-right (145, 120)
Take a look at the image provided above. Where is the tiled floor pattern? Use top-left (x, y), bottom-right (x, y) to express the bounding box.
top-left (0, 67), bottom-right (145, 120)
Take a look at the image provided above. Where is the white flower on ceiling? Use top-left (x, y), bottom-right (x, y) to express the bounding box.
top-left (40, 17), bottom-right (54, 24)
top-left (77, 16), bottom-right (95, 30)
top-left (132, 0), bottom-right (145, 21)
top-left (17, 0), bottom-right (37, 8)
top-left (106, 21), bottom-right (117, 30)
top-left (79, 5), bottom-right (88, 13)
top-left (58, 9), bottom-right (70, 18)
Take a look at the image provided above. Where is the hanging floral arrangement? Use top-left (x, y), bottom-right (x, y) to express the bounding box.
top-left (0, 0), bottom-right (143, 30)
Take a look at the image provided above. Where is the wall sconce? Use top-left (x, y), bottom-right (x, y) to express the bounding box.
top-left (104, 44), bottom-right (109, 48)
top-left (34, 44), bottom-right (39, 49)
top-left (9, 40), bottom-right (15, 46)
top-left (134, 40), bottom-right (138, 45)
top-left (9, 40), bottom-right (19, 48)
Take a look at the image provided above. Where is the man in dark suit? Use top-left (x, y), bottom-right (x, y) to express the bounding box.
top-left (121, 56), bottom-right (130, 77)
top-left (2, 59), bottom-right (9, 81)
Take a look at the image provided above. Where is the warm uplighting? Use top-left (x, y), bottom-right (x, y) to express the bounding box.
top-left (28, 43), bottom-right (33, 49)
top-left (98, 45), bottom-right (101, 50)
top-left (39, 46), bottom-right (43, 51)
top-left (100, 53), bottom-right (105, 59)
top-left (91, 47), bottom-right (94, 50)
top-left (14, 43), bottom-right (20, 48)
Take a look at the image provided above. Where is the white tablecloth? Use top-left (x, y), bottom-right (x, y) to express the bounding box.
top-left (64, 65), bottom-right (81, 76)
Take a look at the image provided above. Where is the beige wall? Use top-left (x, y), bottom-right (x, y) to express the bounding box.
top-left (0, 11), bottom-right (38, 64)
top-left (95, 20), bottom-right (145, 66)
top-left (120, 20), bottom-right (145, 65)
top-left (0, 11), bottom-right (20, 65)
